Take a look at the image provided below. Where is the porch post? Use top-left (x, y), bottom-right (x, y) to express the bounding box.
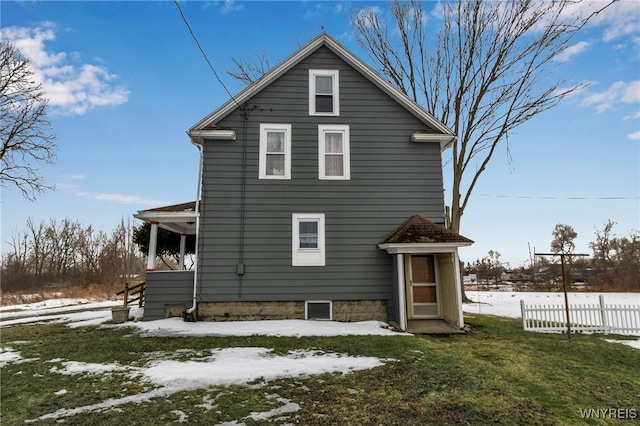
top-left (146, 221), bottom-right (159, 271)
top-left (179, 233), bottom-right (186, 270)
top-left (396, 253), bottom-right (407, 331)
top-left (453, 250), bottom-right (464, 328)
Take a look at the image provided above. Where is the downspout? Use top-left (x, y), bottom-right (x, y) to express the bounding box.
top-left (237, 104), bottom-right (249, 297)
top-left (185, 141), bottom-right (204, 321)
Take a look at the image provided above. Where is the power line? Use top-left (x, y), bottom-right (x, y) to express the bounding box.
top-left (173, 0), bottom-right (240, 107)
top-left (477, 194), bottom-right (639, 200)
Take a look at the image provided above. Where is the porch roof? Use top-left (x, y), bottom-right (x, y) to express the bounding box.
top-left (378, 215), bottom-right (473, 254)
top-left (133, 201), bottom-right (197, 235)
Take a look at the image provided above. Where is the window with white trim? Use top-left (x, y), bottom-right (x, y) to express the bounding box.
top-left (292, 213), bottom-right (325, 266)
top-left (259, 124), bottom-right (291, 179)
top-left (309, 70), bottom-right (339, 116)
top-left (318, 125), bottom-right (350, 180)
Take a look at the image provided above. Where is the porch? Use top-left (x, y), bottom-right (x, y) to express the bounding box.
top-left (379, 215), bottom-right (473, 332)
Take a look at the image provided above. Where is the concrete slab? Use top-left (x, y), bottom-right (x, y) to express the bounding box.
top-left (407, 319), bottom-right (466, 334)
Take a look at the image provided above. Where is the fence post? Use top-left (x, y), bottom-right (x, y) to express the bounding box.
top-left (599, 295), bottom-right (608, 335)
top-left (520, 300), bottom-right (527, 330)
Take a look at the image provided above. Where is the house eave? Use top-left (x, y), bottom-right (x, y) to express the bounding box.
top-left (133, 211), bottom-right (198, 235)
top-left (378, 242), bottom-right (473, 254)
top-left (188, 129), bottom-right (236, 145)
top-left (411, 133), bottom-right (456, 151)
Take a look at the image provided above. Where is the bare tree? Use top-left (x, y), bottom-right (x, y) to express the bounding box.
top-left (551, 224), bottom-right (577, 255)
top-left (227, 50), bottom-right (274, 86)
top-left (350, 0), bottom-right (613, 232)
top-left (0, 41), bottom-right (56, 200)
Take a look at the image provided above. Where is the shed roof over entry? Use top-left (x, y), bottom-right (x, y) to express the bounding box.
top-left (378, 216), bottom-right (473, 254)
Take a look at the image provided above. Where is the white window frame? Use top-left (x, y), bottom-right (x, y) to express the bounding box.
top-left (309, 69), bottom-right (339, 116)
top-left (305, 300), bottom-right (333, 320)
top-left (292, 213), bottom-right (325, 266)
top-left (318, 124), bottom-right (350, 180)
top-left (259, 123), bottom-right (291, 180)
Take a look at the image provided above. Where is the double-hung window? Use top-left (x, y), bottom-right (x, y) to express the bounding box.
top-left (292, 213), bottom-right (325, 266)
top-left (309, 70), bottom-right (339, 116)
top-left (318, 125), bottom-right (350, 180)
top-left (259, 124), bottom-right (291, 179)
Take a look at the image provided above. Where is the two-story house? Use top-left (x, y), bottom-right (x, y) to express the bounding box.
top-left (134, 33), bottom-right (473, 332)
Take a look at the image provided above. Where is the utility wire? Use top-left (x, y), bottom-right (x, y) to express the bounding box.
top-left (173, 0), bottom-right (240, 107)
top-left (477, 194), bottom-right (639, 200)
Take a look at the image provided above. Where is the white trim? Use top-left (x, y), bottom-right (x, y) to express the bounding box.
top-left (189, 129), bottom-right (236, 141)
top-left (378, 242), bottom-right (472, 254)
top-left (309, 69), bottom-right (339, 116)
top-left (292, 213), bottom-right (326, 266)
top-left (453, 250), bottom-right (465, 328)
top-left (411, 133), bottom-right (456, 150)
top-left (396, 253), bottom-right (407, 330)
top-left (305, 300), bottom-right (333, 320)
top-left (318, 124), bottom-right (350, 180)
top-left (189, 34), bottom-right (454, 151)
top-left (259, 124), bottom-right (291, 180)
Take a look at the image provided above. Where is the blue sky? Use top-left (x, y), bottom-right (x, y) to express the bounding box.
top-left (1, 0), bottom-right (639, 267)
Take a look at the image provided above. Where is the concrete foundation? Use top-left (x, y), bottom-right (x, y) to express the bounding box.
top-left (196, 300), bottom-right (387, 322)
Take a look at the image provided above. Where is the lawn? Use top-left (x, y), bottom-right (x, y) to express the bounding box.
top-left (1, 314), bottom-right (638, 425)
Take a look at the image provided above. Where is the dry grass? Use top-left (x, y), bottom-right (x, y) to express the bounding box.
top-left (0, 282), bottom-right (122, 306)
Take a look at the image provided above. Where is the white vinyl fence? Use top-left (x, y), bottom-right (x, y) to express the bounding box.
top-left (520, 295), bottom-right (640, 335)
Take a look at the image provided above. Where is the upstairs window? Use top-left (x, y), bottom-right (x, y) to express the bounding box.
top-left (318, 125), bottom-right (350, 180)
top-left (309, 70), bottom-right (339, 116)
top-left (259, 124), bottom-right (291, 179)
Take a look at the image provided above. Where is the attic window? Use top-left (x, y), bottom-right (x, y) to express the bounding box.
top-left (305, 301), bottom-right (332, 320)
top-left (309, 70), bottom-right (339, 116)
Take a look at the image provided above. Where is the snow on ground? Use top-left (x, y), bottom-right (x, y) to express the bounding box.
top-left (463, 291), bottom-right (640, 318)
top-left (1, 292), bottom-right (638, 423)
top-left (462, 291), bottom-right (640, 348)
top-left (25, 347), bottom-right (387, 422)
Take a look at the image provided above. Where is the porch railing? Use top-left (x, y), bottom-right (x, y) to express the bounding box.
top-left (116, 281), bottom-right (146, 307)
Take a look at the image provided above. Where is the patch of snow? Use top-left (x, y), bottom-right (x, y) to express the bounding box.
top-left (170, 410), bottom-right (188, 423)
top-left (124, 318), bottom-right (408, 337)
top-left (50, 361), bottom-right (127, 376)
top-left (27, 347), bottom-right (388, 422)
top-left (54, 389), bottom-right (68, 396)
top-left (604, 339), bottom-right (640, 350)
top-left (0, 347), bottom-right (22, 367)
top-left (245, 395), bottom-right (300, 421)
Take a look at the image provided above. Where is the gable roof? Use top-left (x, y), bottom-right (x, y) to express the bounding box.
top-left (188, 33), bottom-right (454, 148)
top-left (380, 215), bottom-right (473, 245)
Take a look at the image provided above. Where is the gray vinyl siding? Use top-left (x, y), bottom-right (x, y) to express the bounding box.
top-left (143, 271), bottom-right (194, 321)
top-left (196, 46), bottom-right (444, 313)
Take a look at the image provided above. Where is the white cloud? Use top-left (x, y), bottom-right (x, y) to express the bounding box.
top-left (0, 24), bottom-right (129, 116)
top-left (623, 111), bottom-right (640, 121)
top-left (582, 80), bottom-right (640, 113)
top-left (76, 192), bottom-right (167, 206)
top-left (628, 131), bottom-right (640, 141)
top-left (559, 1), bottom-right (640, 42)
top-left (555, 41), bottom-right (590, 62)
top-left (221, 0), bottom-right (244, 15)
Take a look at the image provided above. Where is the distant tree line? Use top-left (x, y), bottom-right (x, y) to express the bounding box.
top-left (466, 221), bottom-right (639, 292)
top-left (1, 218), bottom-right (144, 292)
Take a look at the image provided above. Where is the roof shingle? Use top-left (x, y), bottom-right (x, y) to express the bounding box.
top-left (380, 215), bottom-right (473, 245)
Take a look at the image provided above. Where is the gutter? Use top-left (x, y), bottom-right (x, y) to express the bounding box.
top-left (184, 139), bottom-right (204, 321)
